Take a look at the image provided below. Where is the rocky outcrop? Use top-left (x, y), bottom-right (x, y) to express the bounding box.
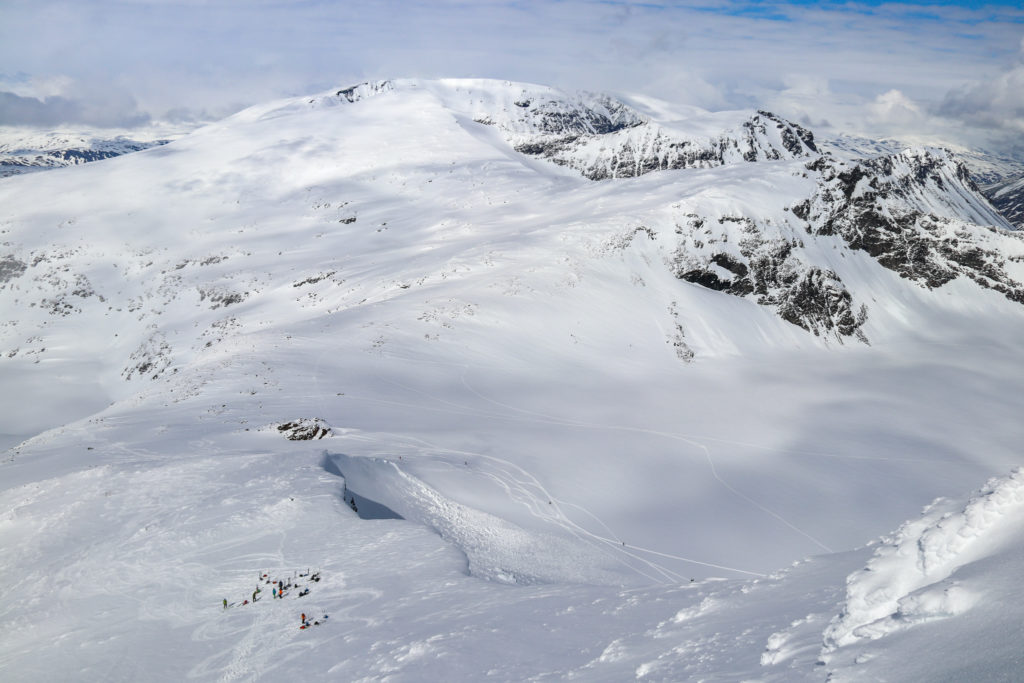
top-left (276, 418), bottom-right (333, 440)
top-left (511, 109), bottom-right (817, 180)
top-left (0, 255), bottom-right (27, 283)
top-left (795, 149), bottom-right (1024, 304)
top-left (672, 215), bottom-right (868, 342)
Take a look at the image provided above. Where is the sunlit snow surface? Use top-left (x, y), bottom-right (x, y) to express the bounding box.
top-left (2, 79), bottom-right (1024, 681)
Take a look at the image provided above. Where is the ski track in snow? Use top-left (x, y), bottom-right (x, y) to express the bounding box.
top-left (320, 356), bottom-right (787, 579)
top-left (361, 355), bottom-right (829, 565)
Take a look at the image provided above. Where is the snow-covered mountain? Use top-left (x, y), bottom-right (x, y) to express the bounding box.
top-left (822, 132), bottom-right (1024, 187)
top-left (821, 132), bottom-right (1024, 230)
top-left (0, 127), bottom-right (185, 177)
top-left (3, 78), bottom-right (1024, 681)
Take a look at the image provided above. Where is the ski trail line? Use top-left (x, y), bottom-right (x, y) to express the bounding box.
top-left (455, 369), bottom-right (834, 554)
top-left (312, 355), bottom-right (821, 574)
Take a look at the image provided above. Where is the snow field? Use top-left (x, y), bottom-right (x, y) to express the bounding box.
top-left (3, 78), bottom-right (1024, 680)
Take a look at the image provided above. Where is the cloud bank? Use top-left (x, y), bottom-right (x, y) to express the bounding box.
top-left (0, 1), bottom-right (1022, 154)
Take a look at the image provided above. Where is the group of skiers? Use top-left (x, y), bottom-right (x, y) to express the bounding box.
top-left (222, 569), bottom-right (322, 608)
top-left (300, 612), bottom-right (328, 629)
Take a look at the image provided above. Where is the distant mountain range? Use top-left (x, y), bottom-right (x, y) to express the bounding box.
top-left (5, 100), bottom-right (1023, 232)
top-left (821, 132), bottom-right (1024, 229)
top-left (0, 128), bottom-right (179, 177)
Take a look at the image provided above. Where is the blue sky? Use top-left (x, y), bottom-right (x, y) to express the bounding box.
top-left (0, 0), bottom-right (1021, 152)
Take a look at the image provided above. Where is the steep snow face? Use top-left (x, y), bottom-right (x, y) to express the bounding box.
top-left (984, 174), bottom-right (1024, 230)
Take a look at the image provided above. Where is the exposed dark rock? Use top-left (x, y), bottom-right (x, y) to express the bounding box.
top-left (679, 267), bottom-right (733, 292)
top-left (0, 255), bottom-right (27, 283)
top-left (198, 287), bottom-right (247, 309)
top-left (666, 301), bottom-right (695, 362)
top-left (277, 418), bottom-right (332, 440)
top-left (800, 150), bottom-right (1024, 304)
top-left (672, 214), bottom-right (867, 341)
top-left (335, 80), bottom-right (395, 103)
top-left (123, 332), bottom-right (172, 380)
top-left (506, 103), bottom-right (816, 180)
top-left (775, 268), bottom-right (866, 339)
top-left (293, 271), bottom-right (336, 288)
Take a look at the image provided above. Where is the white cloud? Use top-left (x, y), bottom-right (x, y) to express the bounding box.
top-left (937, 65), bottom-right (1024, 134)
top-left (0, 75), bottom-right (150, 128)
top-left (869, 90), bottom-right (926, 129)
top-left (0, 0), bottom-right (1021, 154)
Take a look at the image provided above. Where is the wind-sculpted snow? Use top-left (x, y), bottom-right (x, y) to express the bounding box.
top-left (819, 469), bottom-right (1024, 680)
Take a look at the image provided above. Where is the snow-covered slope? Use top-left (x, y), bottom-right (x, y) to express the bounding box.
top-left (2, 78), bottom-right (1024, 680)
top-left (984, 174), bottom-right (1024, 230)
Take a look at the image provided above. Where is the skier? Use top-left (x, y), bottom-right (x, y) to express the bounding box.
top-left (252, 590), bottom-right (257, 602)
top-left (223, 598), bottom-right (227, 609)
top-left (273, 587), bottom-right (277, 599)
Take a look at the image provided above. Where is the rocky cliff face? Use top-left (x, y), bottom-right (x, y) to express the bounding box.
top-left (792, 150), bottom-right (1024, 304)
top-left (670, 214), bottom-right (868, 342)
top-left (656, 147), bottom-right (1024, 343)
top-left (507, 108), bottom-right (817, 180)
